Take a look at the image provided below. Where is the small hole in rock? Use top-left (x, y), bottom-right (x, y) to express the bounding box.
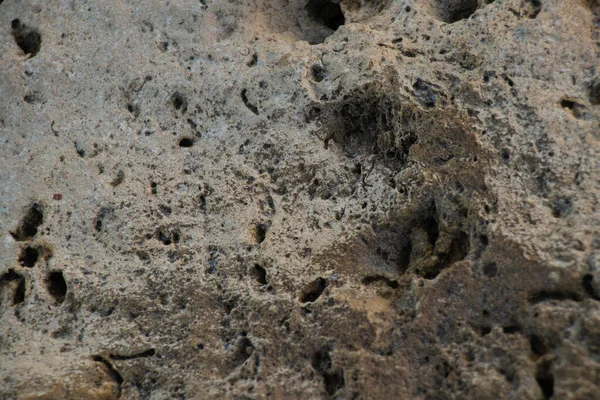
top-left (560, 99), bottom-right (576, 110)
top-left (311, 64), bottom-right (326, 82)
top-left (251, 264), bottom-right (267, 285)
top-left (306, 0), bottom-right (345, 31)
top-left (171, 92), bottom-right (188, 113)
top-left (3, 269), bottom-right (27, 305)
top-left (247, 53), bottom-right (257, 67)
top-left (560, 98), bottom-right (584, 118)
top-left (10, 203), bottom-right (43, 241)
top-left (46, 271), bottom-right (67, 303)
top-left (312, 348), bottom-right (332, 374)
top-left (590, 79), bottom-right (600, 105)
top-left (479, 326), bottom-right (491, 336)
top-left (530, 334), bottom-right (547, 355)
top-left (126, 103), bottom-right (139, 117)
top-left (535, 361), bottom-right (554, 399)
top-left (179, 138), bottom-right (194, 147)
top-left (11, 19), bottom-right (42, 56)
top-left (582, 274), bottom-right (600, 300)
top-left (482, 262), bottom-right (497, 277)
top-left (14, 278), bottom-right (26, 304)
top-left (253, 223), bottom-right (267, 244)
top-left (479, 234), bottom-right (488, 246)
top-left (551, 198), bottom-right (572, 218)
top-left (503, 325), bottom-right (520, 334)
top-left (299, 277), bottom-right (327, 303)
top-left (311, 348), bottom-right (345, 395)
top-left (521, 0), bottom-right (542, 19)
top-left (157, 228), bottom-right (179, 245)
top-left (19, 246), bottom-right (39, 268)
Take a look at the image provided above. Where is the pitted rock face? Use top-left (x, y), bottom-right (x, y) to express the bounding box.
top-left (0, 0), bottom-right (599, 399)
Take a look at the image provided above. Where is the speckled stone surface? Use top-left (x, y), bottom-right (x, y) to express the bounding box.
top-left (1, 0), bottom-right (599, 398)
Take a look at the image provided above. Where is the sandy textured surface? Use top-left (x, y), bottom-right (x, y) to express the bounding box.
top-left (1, 0), bottom-right (599, 398)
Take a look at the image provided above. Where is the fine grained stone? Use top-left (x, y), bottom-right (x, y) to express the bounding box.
top-left (0, 0), bottom-right (599, 398)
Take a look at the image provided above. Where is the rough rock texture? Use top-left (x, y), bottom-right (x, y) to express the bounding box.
top-left (1, 0), bottom-right (599, 399)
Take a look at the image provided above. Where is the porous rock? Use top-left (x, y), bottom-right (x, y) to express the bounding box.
top-left (1, 0), bottom-right (599, 398)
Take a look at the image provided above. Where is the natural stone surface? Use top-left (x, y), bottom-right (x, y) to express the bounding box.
top-left (1, 0), bottom-right (599, 398)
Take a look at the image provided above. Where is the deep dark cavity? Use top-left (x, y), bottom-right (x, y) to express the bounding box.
top-left (1, 269), bottom-right (26, 305)
top-left (10, 203), bottom-right (43, 241)
top-left (478, 326), bottom-right (492, 336)
top-left (11, 19), bottom-right (42, 56)
top-left (311, 348), bottom-right (345, 395)
top-left (529, 334), bottom-right (548, 356)
top-left (127, 103), bottom-right (140, 117)
top-left (18, 245), bottom-right (39, 268)
top-left (1, 269), bottom-right (21, 284)
top-left (528, 290), bottom-right (583, 304)
top-left (535, 360), bottom-right (554, 399)
top-left (299, 277), bottom-right (327, 303)
top-left (312, 348), bottom-right (332, 375)
top-left (590, 79), bottom-right (600, 104)
top-left (482, 262), bottom-right (498, 277)
top-left (46, 271), bottom-right (67, 303)
top-left (179, 137), bottom-right (194, 147)
top-left (13, 278), bottom-right (26, 304)
top-left (306, 0), bottom-right (345, 31)
top-left (251, 264), bottom-right (268, 285)
top-left (560, 98), bottom-right (584, 118)
top-left (582, 274), bottom-right (600, 300)
top-left (502, 325), bottom-right (521, 334)
top-left (253, 223), bottom-right (268, 244)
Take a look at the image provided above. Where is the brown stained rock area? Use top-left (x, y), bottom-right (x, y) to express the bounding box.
top-left (0, 0), bottom-right (599, 398)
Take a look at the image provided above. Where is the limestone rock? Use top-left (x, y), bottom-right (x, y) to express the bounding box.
top-left (1, 0), bottom-right (599, 398)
